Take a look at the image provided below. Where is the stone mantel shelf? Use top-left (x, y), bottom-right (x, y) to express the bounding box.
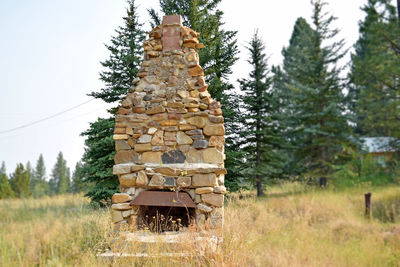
top-left (114, 163), bottom-right (222, 169)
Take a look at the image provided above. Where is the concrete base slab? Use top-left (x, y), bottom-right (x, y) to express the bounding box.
top-left (98, 231), bottom-right (221, 260)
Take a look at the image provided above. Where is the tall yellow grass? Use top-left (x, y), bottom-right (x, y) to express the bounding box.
top-left (1, 183), bottom-right (399, 266)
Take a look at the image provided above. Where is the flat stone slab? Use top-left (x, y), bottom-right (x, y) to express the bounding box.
top-left (122, 231), bottom-right (218, 243)
top-left (98, 232), bottom-right (221, 260)
top-left (144, 163), bottom-right (219, 169)
top-left (98, 251), bottom-right (196, 259)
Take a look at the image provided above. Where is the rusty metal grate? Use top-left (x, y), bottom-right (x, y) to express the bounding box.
top-left (130, 191), bottom-right (196, 208)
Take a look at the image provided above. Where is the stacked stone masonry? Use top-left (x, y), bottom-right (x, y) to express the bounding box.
top-left (111, 15), bottom-right (225, 233)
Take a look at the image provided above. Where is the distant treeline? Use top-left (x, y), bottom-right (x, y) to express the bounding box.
top-left (0, 152), bottom-right (89, 199)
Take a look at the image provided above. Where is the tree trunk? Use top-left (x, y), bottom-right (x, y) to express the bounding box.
top-left (397, 0), bottom-right (400, 21)
top-left (256, 109), bottom-right (263, 196)
top-left (256, 131), bottom-right (263, 196)
top-left (321, 145), bottom-right (327, 175)
top-left (256, 177), bottom-right (263, 196)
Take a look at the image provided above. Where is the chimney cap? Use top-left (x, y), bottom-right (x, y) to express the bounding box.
top-left (162, 15), bottom-right (182, 25)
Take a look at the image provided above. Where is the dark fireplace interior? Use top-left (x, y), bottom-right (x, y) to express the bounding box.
top-left (137, 205), bottom-right (195, 232)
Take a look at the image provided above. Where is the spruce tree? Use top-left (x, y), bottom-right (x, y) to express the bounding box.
top-left (238, 32), bottom-right (284, 196)
top-left (71, 161), bottom-right (88, 193)
top-left (90, 0), bottom-right (145, 104)
top-left (0, 173), bottom-right (14, 198)
top-left (25, 161), bottom-right (34, 189)
top-left (32, 154), bottom-right (49, 197)
top-left (50, 152), bottom-right (70, 194)
top-left (349, 0), bottom-right (400, 138)
top-left (273, 1), bottom-right (352, 179)
top-left (81, 0), bottom-right (145, 205)
top-left (35, 155), bottom-right (46, 181)
top-left (0, 161), bottom-right (6, 176)
top-left (59, 168), bottom-right (71, 194)
top-left (10, 164), bottom-right (31, 198)
top-left (0, 161), bottom-right (14, 198)
top-left (31, 155), bottom-right (45, 187)
top-left (223, 92), bottom-right (246, 191)
top-left (272, 17), bottom-right (317, 177)
top-left (149, 0), bottom-right (242, 190)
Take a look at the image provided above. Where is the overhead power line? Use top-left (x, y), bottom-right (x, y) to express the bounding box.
top-left (0, 98), bottom-right (95, 134)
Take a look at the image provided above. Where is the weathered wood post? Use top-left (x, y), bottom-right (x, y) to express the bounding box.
top-left (319, 177), bottom-right (327, 188)
top-left (365, 192), bottom-right (372, 219)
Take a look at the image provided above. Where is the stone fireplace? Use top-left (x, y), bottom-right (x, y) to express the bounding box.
top-left (110, 15), bottom-right (226, 237)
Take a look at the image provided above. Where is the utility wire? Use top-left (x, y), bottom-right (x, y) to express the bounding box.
top-left (0, 106), bottom-right (105, 141)
top-left (0, 98), bottom-right (95, 134)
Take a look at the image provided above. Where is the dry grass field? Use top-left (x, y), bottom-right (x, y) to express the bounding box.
top-left (1, 183), bottom-right (400, 266)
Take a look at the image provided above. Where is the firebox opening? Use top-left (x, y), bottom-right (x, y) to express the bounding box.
top-left (137, 205), bottom-right (195, 232)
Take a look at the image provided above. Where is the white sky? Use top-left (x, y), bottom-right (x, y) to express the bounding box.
top-left (0, 0), bottom-right (386, 177)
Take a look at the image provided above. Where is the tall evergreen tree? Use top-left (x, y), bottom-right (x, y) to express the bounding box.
top-left (149, 0), bottom-right (242, 190)
top-left (81, 0), bottom-right (145, 205)
top-left (273, 17), bottom-right (317, 177)
top-left (32, 154), bottom-right (49, 197)
top-left (50, 152), bottom-right (70, 194)
top-left (32, 155), bottom-right (46, 186)
top-left (349, 0), bottom-right (400, 138)
top-left (223, 91), bottom-right (246, 192)
top-left (273, 1), bottom-right (352, 179)
top-left (25, 161), bottom-right (34, 188)
top-left (238, 32), bottom-right (285, 196)
top-left (59, 168), bottom-right (71, 194)
top-left (90, 0), bottom-right (145, 104)
top-left (10, 164), bottom-right (31, 198)
top-left (0, 173), bottom-right (14, 198)
top-left (72, 161), bottom-right (88, 193)
top-left (0, 161), bottom-right (6, 176)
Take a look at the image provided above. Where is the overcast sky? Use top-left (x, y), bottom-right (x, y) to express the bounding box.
top-left (0, 0), bottom-right (383, 177)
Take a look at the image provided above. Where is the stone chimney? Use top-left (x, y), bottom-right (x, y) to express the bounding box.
top-left (110, 15), bottom-right (226, 235)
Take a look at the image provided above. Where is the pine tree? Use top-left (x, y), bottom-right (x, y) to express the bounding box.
top-left (50, 152), bottom-right (70, 194)
top-left (25, 161), bottom-right (34, 189)
top-left (90, 0), bottom-right (145, 104)
top-left (81, 0), bottom-right (145, 205)
top-left (349, 0), bottom-right (400, 138)
top-left (31, 155), bottom-right (45, 187)
top-left (222, 92), bottom-right (246, 192)
top-left (272, 17), bottom-right (317, 177)
top-left (149, 0), bottom-right (242, 190)
top-left (238, 32), bottom-right (284, 196)
top-left (0, 161), bottom-right (14, 198)
top-left (273, 1), bottom-right (352, 179)
top-left (35, 155), bottom-right (46, 182)
top-left (59, 167), bottom-right (70, 194)
top-left (0, 173), bottom-right (14, 198)
top-left (32, 154), bottom-right (49, 197)
top-left (10, 164), bottom-right (31, 198)
top-left (0, 161), bottom-right (6, 176)
top-left (71, 161), bottom-right (88, 193)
